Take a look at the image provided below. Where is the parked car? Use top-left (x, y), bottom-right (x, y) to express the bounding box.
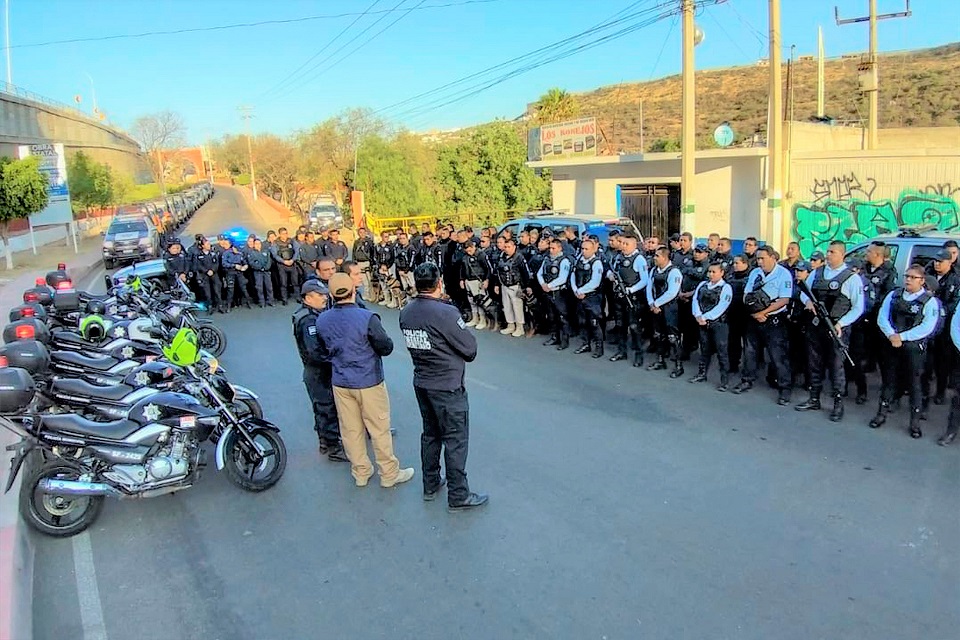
top-left (498, 213), bottom-right (642, 248)
top-left (102, 214), bottom-right (161, 269)
top-left (308, 203), bottom-right (343, 230)
top-left (845, 225), bottom-right (960, 286)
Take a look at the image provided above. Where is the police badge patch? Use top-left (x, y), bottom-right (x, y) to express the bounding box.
top-left (829, 281), bottom-right (840, 290)
top-left (457, 318), bottom-right (467, 329)
top-left (910, 304), bottom-right (921, 313)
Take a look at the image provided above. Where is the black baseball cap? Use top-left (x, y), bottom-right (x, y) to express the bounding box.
top-left (810, 251), bottom-right (825, 261)
top-left (694, 243), bottom-right (709, 253)
top-left (300, 279), bottom-right (328, 297)
top-left (935, 249), bottom-right (952, 261)
top-left (794, 260), bottom-right (812, 272)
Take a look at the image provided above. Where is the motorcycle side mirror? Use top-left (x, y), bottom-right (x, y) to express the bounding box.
top-left (103, 275), bottom-right (113, 291)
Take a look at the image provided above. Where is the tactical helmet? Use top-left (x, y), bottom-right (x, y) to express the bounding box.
top-left (85, 300), bottom-right (107, 316)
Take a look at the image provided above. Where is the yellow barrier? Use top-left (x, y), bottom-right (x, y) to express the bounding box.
top-left (366, 210), bottom-right (531, 236)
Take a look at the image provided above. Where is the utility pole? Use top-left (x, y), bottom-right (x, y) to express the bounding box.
top-left (680, 0), bottom-right (696, 233)
top-left (835, 0), bottom-right (912, 149)
top-left (238, 106), bottom-right (258, 201)
top-left (817, 26), bottom-right (825, 118)
top-left (767, 0), bottom-right (783, 249)
top-left (639, 98), bottom-right (645, 152)
top-left (4, 0), bottom-right (11, 85)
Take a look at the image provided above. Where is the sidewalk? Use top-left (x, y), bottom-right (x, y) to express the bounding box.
top-left (0, 241), bottom-right (104, 640)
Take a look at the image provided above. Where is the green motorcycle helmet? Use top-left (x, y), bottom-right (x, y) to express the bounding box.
top-left (162, 327), bottom-right (200, 366)
top-left (79, 314), bottom-right (112, 342)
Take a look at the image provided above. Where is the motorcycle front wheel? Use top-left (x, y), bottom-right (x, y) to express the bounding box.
top-left (230, 397), bottom-right (264, 421)
top-left (196, 322), bottom-right (227, 357)
top-left (20, 461), bottom-right (104, 537)
top-left (222, 428), bottom-right (286, 492)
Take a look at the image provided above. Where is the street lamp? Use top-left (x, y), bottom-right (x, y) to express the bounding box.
top-left (84, 72), bottom-right (98, 115)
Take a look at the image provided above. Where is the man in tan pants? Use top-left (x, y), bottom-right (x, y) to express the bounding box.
top-left (315, 272), bottom-right (415, 488)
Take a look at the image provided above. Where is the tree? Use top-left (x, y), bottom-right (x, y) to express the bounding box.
top-left (0, 156), bottom-right (49, 269)
top-left (533, 88), bottom-right (581, 125)
top-left (67, 151), bottom-right (115, 214)
top-left (355, 132), bottom-right (441, 216)
top-left (208, 134), bottom-right (249, 176)
top-left (648, 138), bottom-right (681, 152)
top-left (130, 110), bottom-right (186, 194)
top-left (252, 135), bottom-right (302, 211)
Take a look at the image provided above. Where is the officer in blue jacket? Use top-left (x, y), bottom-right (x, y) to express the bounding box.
top-left (220, 240), bottom-right (252, 313)
top-left (399, 263), bottom-right (488, 512)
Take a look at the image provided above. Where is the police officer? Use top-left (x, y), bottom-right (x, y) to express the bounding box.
top-left (373, 230), bottom-right (396, 306)
top-left (923, 249), bottom-right (960, 411)
top-left (711, 237), bottom-right (734, 275)
top-left (726, 254), bottom-right (752, 374)
top-left (163, 239), bottom-right (190, 289)
top-left (537, 237), bottom-right (573, 350)
top-left (678, 243), bottom-right (710, 359)
top-left (609, 232), bottom-right (649, 366)
top-left (298, 230), bottom-right (321, 275)
top-left (780, 242), bottom-right (803, 274)
top-left (742, 237), bottom-right (760, 269)
top-left (460, 240), bottom-right (491, 329)
top-left (794, 240), bottom-right (865, 421)
top-left (393, 232), bottom-right (418, 299)
top-left (192, 237), bottom-right (221, 314)
top-left (937, 306), bottom-right (960, 446)
top-left (271, 226), bottom-right (299, 305)
top-left (416, 231), bottom-right (444, 269)
top-left (733, 246), bottom-right (793, 404)
top-left (399, 263), bottom-right (488, 511)
top-left (858, 242), bottom-right (898, 383)
top-left (352, 227), bottom-right (375, 295)
top-left (690, 262), bottom-right (734, 390)
top-left (220, 240), bottom-right (253, 312)
top-left (291, 280), bottom-right (348, 462)
top-left (493, 237), bottom-right (532, 338)
top-left (571, 236), bottom-right (606, 358)
top-left (646, 246), bottom-right (683, 376)
top-left (247, 238), bottom-right (275, 307)
top-left (323, 228), bottom-right (349, 266)
top-left (873, 264), bottom-right (943, 438)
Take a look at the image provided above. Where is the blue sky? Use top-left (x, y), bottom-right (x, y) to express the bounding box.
top-left (7, 0), bottom-right (958, 143)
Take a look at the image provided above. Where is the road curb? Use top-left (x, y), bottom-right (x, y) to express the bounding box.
top-left (0, 254), bottom-right (104, 640)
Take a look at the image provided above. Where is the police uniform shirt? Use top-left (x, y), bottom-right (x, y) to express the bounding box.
top-left (744, 264), bottom-right (793, 315)
top-left (399, 296), bottom-right (478, 390)
top-left (537, 254), bottom-right (571, 289)
top-left (570, 255), bottom-right (605, 296)
top-left (323, 240), bottom-right (349, 262)
top-left (801, 265), bottom-right (865, 328)
top-left (292, 306), bottom-right (325, 368)
top-left (271, 239), bottom-right (298, 263)
top-left (877, 289), bottom-right (941, 342)
top-left (692, 280), bottom-right (733, 321)
top-left (646, 265), bottom-right (682, 307)
top-left (619, 252), bottom-right (650, 294)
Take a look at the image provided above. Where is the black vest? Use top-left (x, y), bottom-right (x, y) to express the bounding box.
top-left (463, 254), bottom-right (485, 280)
top-left (652, 265), bottom-right (677, 301)
top-left (575, 256), bottom-right (600, 290)
top-left (617, 251), bottom-right (642, 287)
top-left (811, 266), bottom-right (856, 321)
top-left (696, 283), bottom-right (724, 318)
top-left (497, 254), bottom-right (523, 287)
top-left (276, 239), bottom-right (295, 261)
top-left (395, 244), bottom-right (415, 270)
top-left (863, 262), bottom-right (895, 313)
top-left (542, 255), bottom-right (566, 285)
top-left (890, 290), bottom-right (933, 334)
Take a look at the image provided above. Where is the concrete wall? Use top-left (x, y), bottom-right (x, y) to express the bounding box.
top-left (787, 122), bottom-right (960, 152)
top-left (0, 90), bottom-right (144, 177)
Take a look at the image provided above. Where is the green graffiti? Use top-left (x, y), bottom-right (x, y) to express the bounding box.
top-left (792, 184), bottom-right (959, 256)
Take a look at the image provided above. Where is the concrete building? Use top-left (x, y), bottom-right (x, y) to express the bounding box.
top-left (528, 123), bottom-right (960, 255)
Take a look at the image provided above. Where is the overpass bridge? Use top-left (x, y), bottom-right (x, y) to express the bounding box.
top-left (0, 82), bottom-right (144, 177)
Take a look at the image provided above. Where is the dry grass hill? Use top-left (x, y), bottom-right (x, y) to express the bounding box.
top-left (576, 42), bottom-right (960, 152)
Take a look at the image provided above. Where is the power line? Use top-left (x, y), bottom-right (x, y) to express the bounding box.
top-left (12, 0), bottom-right (499, 49)
top-left (647, 13), bottom-right (678, 80)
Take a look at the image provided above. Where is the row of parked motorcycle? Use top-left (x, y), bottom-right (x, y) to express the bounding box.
top-left (0, 264), bottom-right (287, 537)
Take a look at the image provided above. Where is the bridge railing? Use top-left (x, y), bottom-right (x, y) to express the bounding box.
top-left (0, 81), bottom-right (119, 130)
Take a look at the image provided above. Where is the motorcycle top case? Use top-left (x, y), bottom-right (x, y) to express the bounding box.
top-left (53, 287), bottom-right (80, 312)
top-left (0, 340), bottom-right (50, 376)
top-left (0, 367), bottom-right (37, 414)
top-left (8, 303), bottom-right (47, 322)
top-left (22, 285), bottom-right (53, 307)
top-left (3, 318), bottom-right (51, 345)
top-left (45, 269), bottom-right (70, 288)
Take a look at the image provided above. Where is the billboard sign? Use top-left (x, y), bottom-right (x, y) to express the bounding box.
top-left (16, 143), bottom-right (74, 226)
top-left (537, 117), bottom-right (598, 160)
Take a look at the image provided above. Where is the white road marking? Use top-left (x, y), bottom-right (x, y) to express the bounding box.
top-left (466, 376), bottom-right (499, 391)
top-left (72, 532), bottom-right (108, 640)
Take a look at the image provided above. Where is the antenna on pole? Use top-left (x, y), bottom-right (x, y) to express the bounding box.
top-left (238, 105), bottom-right (258, 201)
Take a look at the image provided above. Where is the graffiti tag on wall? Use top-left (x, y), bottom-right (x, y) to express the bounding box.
top-left (792, 173), bottom-right (960, 256)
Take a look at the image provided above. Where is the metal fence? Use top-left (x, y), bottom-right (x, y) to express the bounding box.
top-left (366, 209), bottom-right (551, 236)
top-left (0, 81), bottom-right (117, 129)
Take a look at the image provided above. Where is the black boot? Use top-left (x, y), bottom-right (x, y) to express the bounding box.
top-left (795, 390), bottom-right (822, 412)
top-left (591, 340), bottom-right (604, 359)
top-left (717, 373), bottom-right (729, 392)
top-left (557, 334), bottom-right (569, 351)
top-left (647, 357), bottom-right (667, 371)
top-left (688, 364), bottom-right (707, 383)
top-left (669, 360), bottom-right (685, 379)
top-left (939, 395), bottom-right (960, 445)
top-left (829, 395), bottom-right (844, 422)
top-left (574, 341), bottom-right (591, 355)
top-left (632, 350), bottom-right (644, 368)
top-left (543, 336), bottom-right (559, 346)
top-left (921, 396), bottom-right (930, 421)
top-left (243, 299), bottom-right (252, 309)
top-left (869, 401), bottom-right (889, 428)
top-left (909, 409), bottom-right (922, 439)
top-left (609, 351), bottom-right (627, 362)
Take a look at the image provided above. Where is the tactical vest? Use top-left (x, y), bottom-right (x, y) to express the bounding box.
top-left (542, 255), bottom-right (565, 285)
top-left (276, 239), bottom-right (295, 261)
top-left (863, 263), bottom-right (894, 313)
top-left (575, 256), bottom-right (600, 290)
top-left (696, 283), bottom-right (724, 318)
top-left (395, 245), bottom-right (414, 270)
top-left (890, 290), bottom-right (934, 334)
top-left (617, 251), bottom-right (642, 287)
top-left (463, 254), bottom-right (485, 280)
top-left (498, 254), bottom-right (522, 287)
top-left (652, 265), bottom-right (677, 300)
top-left (811, 266), bottom-right (856, 321)
top-left (682, 258), bottom-right (709, 292)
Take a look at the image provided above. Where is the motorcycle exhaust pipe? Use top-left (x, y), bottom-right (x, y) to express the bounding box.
top-left (39, 478), bottom-right (121, 497)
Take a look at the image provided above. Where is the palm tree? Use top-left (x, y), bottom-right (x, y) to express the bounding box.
top-left (534, 88), bottom-right (581, 125)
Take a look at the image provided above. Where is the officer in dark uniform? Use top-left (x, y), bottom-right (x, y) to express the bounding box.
top-left (493, 237), bottom-right (533, 337)
top-left (220, 240), bottom-right (253, 312)
top-left (923, 249), bottom-right (960, 410)
top-left (417, 231), bottom-right (444, 268)
top-left (393, 232), bottom-right (418, 299)
top-left (460, 240), bottom-right (491, 329)
top-left (794, 240), bottom-right (864, 421)
top-left (608, 232), bottom-right (649, 366)
top-left (646, 246), bottom-right (683, 376)
top-left (937, 309), bottom-right (960, 446)
top-left (192, 237), bottom-right (221, 314)
top-left (247, 238), bottom-right (275, 307)
top-left (399, 263), bottom-right (488, 511)
top-left (786, 260), bottom-right (813, 389)
top-left (711, 237), bottom-right (734, 275)
top-left (373, 230), bottom-right (396, 306)
top-left (537, 237), bottom-right (573, 350)
top-left (873, 264), bottom-right (943, 438)
top-left (742, 237), bottom-right (760, 269)
top-left (163, 238), bottom-right (190, 289)
top-left (298, 231), bottom-right (321, 277)
top-left (678, 243), bottom-right (710, 359)
top-left (726, 254), bottom-right (751, 374)
top-left (571, 236), bottom-right (606, 358)
top-left (352, 227), bottom-right (375, 295)
top-left (291, 279), bottom-right (348, 462)
top-left (690, 262), bottom-right (734, 390)
top-left (323, 229), bottom-right (349, 267)
top-left (271, 227), bottom-right (299, 305)
top-left (858, 242), bottom-right (898, 382)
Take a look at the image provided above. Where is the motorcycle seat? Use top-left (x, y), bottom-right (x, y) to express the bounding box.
top-left (51, 351), bottom-right (120, 371)
top-left (41, 414), bottom-right (141, 440)
top-left (78, 292), bottom-right (110, 303)
top-left (51, 331), bottom-right (88, 346)
top-left (51, 378), bottom-right (134, 402)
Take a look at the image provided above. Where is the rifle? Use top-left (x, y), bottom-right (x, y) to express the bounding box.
top-left (611, 270), bottom-right (635, 310)
top-left (796, 277), bottom-right (855, 368)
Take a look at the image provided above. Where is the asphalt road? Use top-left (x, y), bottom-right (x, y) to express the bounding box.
top-left (32, 194), bottom-right (960, 640)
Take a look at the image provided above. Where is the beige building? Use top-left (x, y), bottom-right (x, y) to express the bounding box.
top-left (528, 124), bottom-right (960, 255)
